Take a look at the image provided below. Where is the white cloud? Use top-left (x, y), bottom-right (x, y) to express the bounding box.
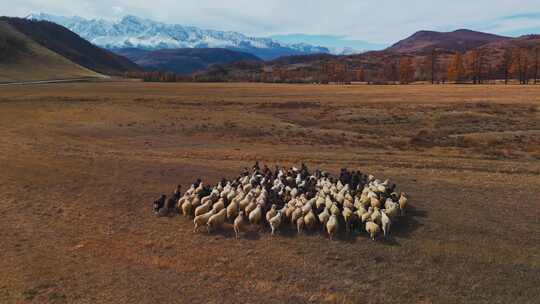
top-left (111, 6), bottom-right (124, 16)
top-left (4, 0), bottom-right (540, 43)
top-left (489, 17), bottom-right (540, 34)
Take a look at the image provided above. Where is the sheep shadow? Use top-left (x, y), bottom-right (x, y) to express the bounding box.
top-left (243, 228), bottom-right (262, 240)
top-left (380, 235), bottom-right (401, 246)
top-left (407, 204), bottom-right (428, 218)
top-left (390, 205), bottom-right (425, 239)
top-left (167, 205), bottom-right (424, 245)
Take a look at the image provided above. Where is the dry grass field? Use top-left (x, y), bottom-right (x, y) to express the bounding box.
top-left (0, 82), bottom-right (539, 304)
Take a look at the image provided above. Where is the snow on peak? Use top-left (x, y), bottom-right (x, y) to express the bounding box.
top-left (27, 13), bottom-right (330, 60)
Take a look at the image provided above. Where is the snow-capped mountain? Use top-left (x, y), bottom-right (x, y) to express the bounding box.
top-left (329, 47), bottom-right (363, 56)
top-left (27, 13), bottom-right (330, 60)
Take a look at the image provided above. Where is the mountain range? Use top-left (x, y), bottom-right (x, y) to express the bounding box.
top-left (27, 13), bottom-right (331, 60)
top-left (2, 14), bottom-right (537, 83)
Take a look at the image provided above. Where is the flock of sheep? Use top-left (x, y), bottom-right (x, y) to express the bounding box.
top-left (168, 163), bottom-right (408, 241)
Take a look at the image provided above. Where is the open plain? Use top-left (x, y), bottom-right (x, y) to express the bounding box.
top-left (1, 82), bottom-right (539, 304)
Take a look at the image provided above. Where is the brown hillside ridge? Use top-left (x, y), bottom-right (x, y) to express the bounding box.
top-left (0, 20), bottom-right (103, 83)
top-left (386, 29), bottom-right (511, 54)
top-left (1, 17), bottom-right (141, 76)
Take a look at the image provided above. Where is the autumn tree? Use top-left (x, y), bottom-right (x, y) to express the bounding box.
top-left (355, 68), bottom-right (365, 82)
top-left (511, 48), bottom-right (530, 84)
top-left (534, 46), bottom-right (539, 84)
top-left (399, 57), bottom-right (415, 84)
top-left (382, 59), bottom-right (399, 84)
top-left (447, 52), bottom-right (465, 83)
top-left (465, 49), bottom-right (487, 84)
top-left (422, 48), bottom-right (438, 84)
top-left (499, 48), bottom-right (513, 84)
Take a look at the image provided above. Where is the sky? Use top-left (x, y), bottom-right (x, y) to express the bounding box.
top-left (4, 0), bottom-right (540, 49)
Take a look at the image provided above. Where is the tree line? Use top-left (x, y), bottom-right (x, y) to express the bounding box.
top-left (362, 46), bottom-right (539, 85)
top-left (445, 47), bottom-right (539, 85)
top-left (124, 46), bottom-right (540, 84)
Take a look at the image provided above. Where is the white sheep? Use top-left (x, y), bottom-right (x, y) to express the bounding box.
top-left (330, 204), bottom-right (340, 216)
top-left (365, 221), bottom-right (381, 240)
top-left (296, 215), bottom-right (305, 235)
top-left (207, 208), bottom-right (227, 233)
top-left (233, 211), bottom-right (245, 239)
top-left (226, 199), bottom-right (239, 221)
top-left (342, 207), bottom-right (354, 234)
top-left (384, 198), bottom-right (396, 209)
top-left (243, 183), bottom-right (253, 193)
top-left (326, 214), bottom-right (339, 240)
top-left (399, 193), bottom-right (408, 215)
top-left (269, 211), bottom-right (283, 236)
top-left (381, 210), bottom-right (391, 237)
top-left (177, 194), bottom-right (189, 210)
top-left (249, 204), bottom-right (262, 227)
top-left (194, 182), bottom-right (203, 194)
top-left (370, 196), bottom-right (382, 209)
top-left (318, 207), bottom-right (330, 226)
top-left (244, 201), bottom-right (257, 216)
top-left (226, 189), bottom-right (237, 203)
top-left (361, 207), bottom-right (373, 223)
top-left (284, 205), bottom-right (294, 222)
top-left (181, 199), bottom-right (194, 217)
top-left (212, 198), bottom-right (225, 212)
top-left (191, 196), bottom-right (202, 209)
top-left (315, 195), bottom-right (325, 210)
top-left (238, 193), bottom-right (253, 211)
top-left (185, 185), bottom-right (195, 196)
top-left (371, 207), bottom-right (382, 225)
top-left (194, 200), bottom-right (212, 217)
top-left (200, 192), bottom-right (216, 205)
top-left (193, 209), bottom-right (216, 232)
top-left (325, 195), bottom-right (333, 210)
top-left (266, 204), bottom-right (277, 223)
top-left (304, 209), bottom-right (317, 230)
top-left (384, 205), bottom-right (399, 221)
top-left (356, 204), bottom-right (367, 218)
top-left (291, 207), bottom-right (303, 227)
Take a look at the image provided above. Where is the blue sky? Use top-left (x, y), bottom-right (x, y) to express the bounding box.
top-left (5, 1), bottom-right (540, 51)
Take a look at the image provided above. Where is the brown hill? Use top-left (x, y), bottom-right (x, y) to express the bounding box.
top-left (385, 29), bottom-right (510, 54)
top-left (1, 17), bottom-right (140, 75)
top-left (0, 21), bottom-right (102, 83)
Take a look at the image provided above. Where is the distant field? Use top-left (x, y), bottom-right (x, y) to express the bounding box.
top-left (0, 83), bottom-right (539, 303)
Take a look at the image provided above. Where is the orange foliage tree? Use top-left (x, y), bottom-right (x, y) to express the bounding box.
top-left (466, 49), bottom-right (487, 84)
top-left (498, 48), bottom-right (513, 84)
top-left (534, 46), bottom-right (539, 84)
top-left (511, 48), bottom-right (529, 84)
top-left (354, 69), bottom-right (365, 82)
top-left (447, 52), bottom-right (465, 83)
top-left (423, 48), bottom-right (438, 84)
top-left (399, 57), bottom-right (415, 84)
